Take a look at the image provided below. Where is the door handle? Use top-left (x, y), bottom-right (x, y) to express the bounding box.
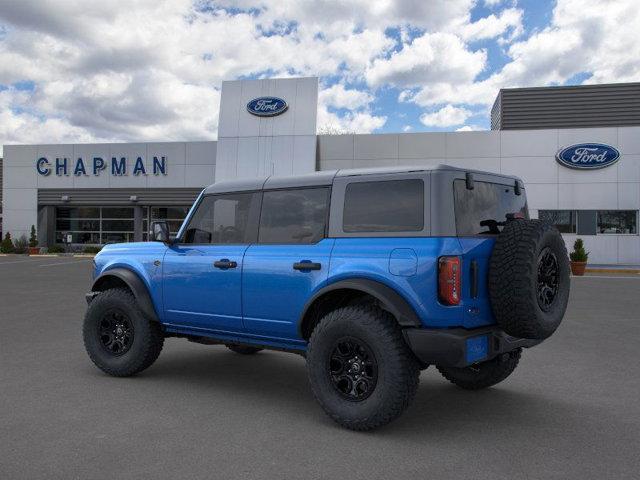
top-left (293, 261), bottom-right (321, 271)
top-left (214, 259), bottom-right (237, 269)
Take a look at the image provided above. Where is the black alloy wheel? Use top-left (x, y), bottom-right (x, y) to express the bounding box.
top-left (329, 337), bottom-right (378, 401)
top-left (98, 310), bottom-right (134, 356)
top-left (537, 247), bottom-right (559, 311)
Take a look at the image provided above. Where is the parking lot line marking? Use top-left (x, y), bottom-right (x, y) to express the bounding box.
top-left (38, 259), bottom-right (92, 267)
top-left (0, 258), bottom-right (53, 265)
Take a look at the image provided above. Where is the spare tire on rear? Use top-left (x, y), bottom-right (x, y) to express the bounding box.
top-left (489, 219), bottom-right (570, 340)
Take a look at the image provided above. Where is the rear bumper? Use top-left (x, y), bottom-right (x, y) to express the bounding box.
top-left (403, 326), bottom-right (541, 368)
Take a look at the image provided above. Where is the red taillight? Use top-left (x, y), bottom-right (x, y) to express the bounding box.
top-left (438, 256), bottom-right (461, 305)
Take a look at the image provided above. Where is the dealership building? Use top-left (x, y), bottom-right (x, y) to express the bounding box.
top-left (1, 78), bottom-right (639, 264)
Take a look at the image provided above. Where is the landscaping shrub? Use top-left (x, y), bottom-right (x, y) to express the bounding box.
top-left (29, 225), bottom-right (38, 248)
top-left (48, 244), bottom-right (66, 254)
top-left (13, 235), bottom-right (29, 254)
top-left (1, 233), bottom-right (15, 253)
top-left (569, 238), bottom-right (589, 262)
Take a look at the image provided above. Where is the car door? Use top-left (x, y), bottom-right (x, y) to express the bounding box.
top-left (162, 191), bottom-right (260, 334)
top-left (242, 187), bottom-right (334, 343)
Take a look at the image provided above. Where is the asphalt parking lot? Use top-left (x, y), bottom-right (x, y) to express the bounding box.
top-left (1, 256), bottom-right (639, 479)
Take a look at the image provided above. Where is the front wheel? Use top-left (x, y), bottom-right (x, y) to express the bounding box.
top-left (83, 288), bottom-right (164, 377)
top-left (437, 348), bottom-right (522, 390)
top-left (306, 305), bottom-right (420, 431)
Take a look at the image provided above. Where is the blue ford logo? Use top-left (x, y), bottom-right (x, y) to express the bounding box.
top-left (247, 97), bottom-right (288, 117)
top-left (556, 143), bottom-right (620, 170)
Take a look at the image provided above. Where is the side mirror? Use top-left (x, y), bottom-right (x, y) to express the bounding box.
top-left (151, 221), bottom-right (171, 243)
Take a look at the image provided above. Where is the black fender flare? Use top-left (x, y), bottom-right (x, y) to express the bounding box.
top-left (299, 278), bottom-right (422, 333)
top-left (91, 268), bottom-right (160, 322)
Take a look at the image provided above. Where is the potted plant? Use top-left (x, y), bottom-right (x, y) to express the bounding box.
top-left (1, 232), bottom-right (15, 253)
top-left (569, 238), bottom-right (589, 276)
top-left (28, 225), bottom-right (40, 255)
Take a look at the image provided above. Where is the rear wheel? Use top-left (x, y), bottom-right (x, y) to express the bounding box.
top-left (226, 344), bottom-right (263, 355)
top-left (83, 288), bottom-right (164, 377)
top-left (437, 348), bottom-right (521, 390)
top-left (307, 305), bottom-right (420, 431)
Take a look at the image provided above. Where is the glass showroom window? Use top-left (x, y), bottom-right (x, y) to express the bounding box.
top-left (143, 206), bottom-right (190, 241)
top-left (55, 207), bottom-right (100, 244)
top-left (539, 210), bottom-right (577, 233)
top-left (101, 207), bottom-right (135, 244)
top-left (597, 210), bottom-right (638, 234)
top-left (55, 207), bottom-right (134, 244)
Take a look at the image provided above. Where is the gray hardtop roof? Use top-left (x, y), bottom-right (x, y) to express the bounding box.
top-left (202, 164), bottom-right (522, 194)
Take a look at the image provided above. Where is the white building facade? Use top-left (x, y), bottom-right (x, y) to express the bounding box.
top-left (2, 77), bottom-right (638, 264)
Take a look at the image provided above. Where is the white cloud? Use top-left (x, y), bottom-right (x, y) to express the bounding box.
top-left (456, 125), bottom-right (484, 131)
top-left (403, 0), bottom-right (640, 111)
top-left (420, 105), bottom-right (472, 127)
top-left (0, 0), bottom-right (638, 146)
top-left (459, 7), bottom-right (523, 42)
top-left (484, 0), bottom-right (507, 7)
top-left (319, 84), bottom-right (373, 110)
top-left (366, 32), bottom-right (486, 88)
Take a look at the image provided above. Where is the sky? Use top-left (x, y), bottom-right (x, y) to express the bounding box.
top-left (0, 0), bottom-right (638, 154)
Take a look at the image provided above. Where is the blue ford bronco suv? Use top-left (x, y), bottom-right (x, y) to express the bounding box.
top-left (84, 165), bottom-right (570, 430)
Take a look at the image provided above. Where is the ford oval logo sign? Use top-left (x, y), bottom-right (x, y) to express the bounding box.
top-left (247, 97), bottom-right (288, 117)
top-left (556, 143), bottom-right (620, 170)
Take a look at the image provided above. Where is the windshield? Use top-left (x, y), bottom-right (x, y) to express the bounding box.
top-left (454, 179), bottom-right (528, 235)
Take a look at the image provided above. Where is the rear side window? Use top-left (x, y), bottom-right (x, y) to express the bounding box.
top-left (343, 179), bottom-right (424, 232)
top-left (454, 180), bottom-right (528, 235)
top-left (259, 188), bottom-right (329, 244)
top-left (182, 193), bottom-right (259, 244)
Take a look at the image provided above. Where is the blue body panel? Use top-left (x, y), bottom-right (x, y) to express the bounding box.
top-left (241, 239), bottom-right (334, 346)
top-left (93, 235), bottom-right (498, 350)
top-left (162, 244), bottom-right (248, 335)
top-left (93, 242), bottom-right (167, 315)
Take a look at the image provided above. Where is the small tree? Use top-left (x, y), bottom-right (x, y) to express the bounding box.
top-left (1, 232), bottom-right (15, 253)
top-left (569, 238), bottom-right (589, 262)
top-left (13, 235), bottom-right (28, 254)
top-left (29, 225), bottom-right (38, 248)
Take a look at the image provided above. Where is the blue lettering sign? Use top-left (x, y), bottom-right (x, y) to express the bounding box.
top-left (55, 157), bottom-right (68, 176)
top-left (133, 157), bottom-right (146, 175)
top-left (556, 143), bottom-right (620, 170)
top-left (111, 157), bottom-right (126, 175)
top-left (36, 157), bottom-right (51, 176)
top-left (153, 156), bottom-right (166, 175)
top-left (93, 157), bottom-right (106, 175)
top-left (247, 97), bottom-right (288, 117)
top-left (35, 155), bottom-right (168, 177)
top-left (74, 158), bottom-right (87, 176)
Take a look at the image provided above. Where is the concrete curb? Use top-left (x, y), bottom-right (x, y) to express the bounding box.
top-left (585, 268), bottom-right (640, 275)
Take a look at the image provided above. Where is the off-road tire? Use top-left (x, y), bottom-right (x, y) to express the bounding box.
top-left (489, 219), bottom-right (570, 340)
top-left (83, 288), bottom-right (164, 377)
top-left (307, 305), bottom-right (420, 431)
top-left (226, 344), bottom-right (263, 355)
top-left (437, 348), bottom-right (521, 390)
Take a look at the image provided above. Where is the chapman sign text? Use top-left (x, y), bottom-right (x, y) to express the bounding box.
top-left (36, 156), bottom-right (167, 177)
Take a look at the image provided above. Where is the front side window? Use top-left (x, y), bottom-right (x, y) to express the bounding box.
top-left (454, 180), bottom-right (528, 235)
top-left (597, 210), bottom-right (637, 234)
top-left (343, 179), bottom-right (424, 233)
top-left (182, 193), bottom-right (258, 244)
top-left (539, 210), bottom-right (577, 233)
top-left (259, 188), bottom-right (329, 244)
